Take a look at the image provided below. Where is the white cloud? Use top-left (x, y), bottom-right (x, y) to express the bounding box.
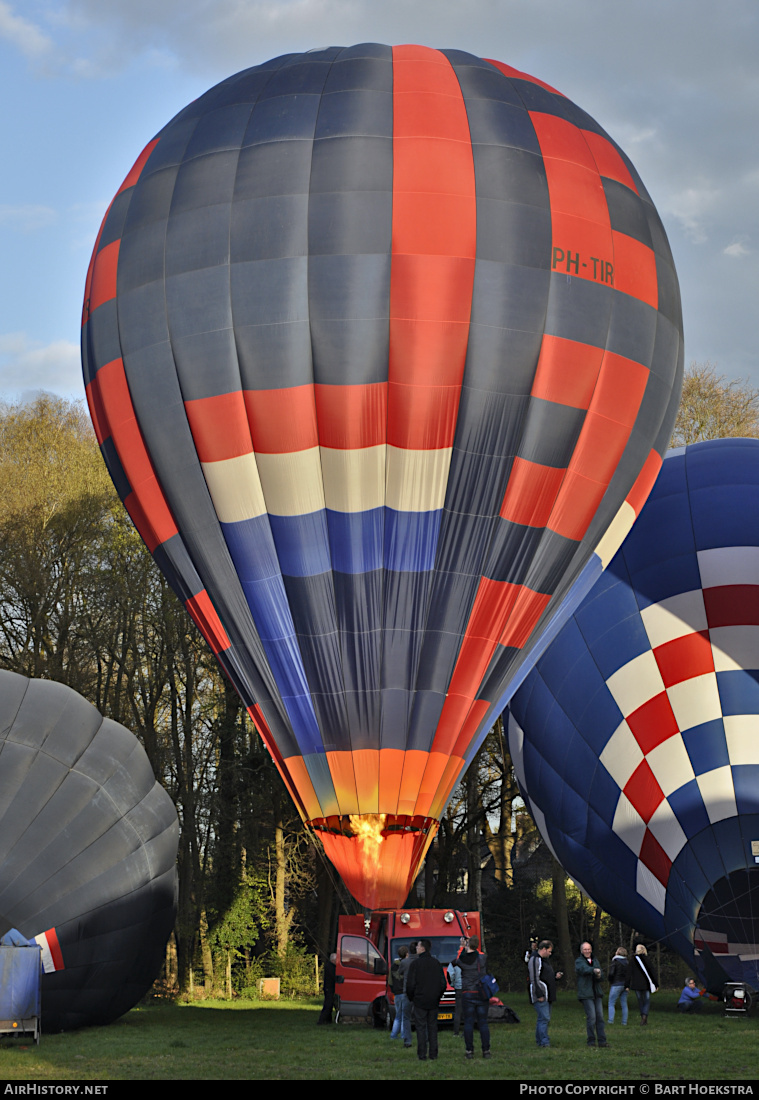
top-left (724, 237), bottom-right (750, 257)
top-left (0, 334), bottom-right (83, 401)
top-left (0, 1), bottom-right (52, 59)
top-left (0, 204), bottom-right (58, 233)
top-left (665, 181), bottom-right (721, 244)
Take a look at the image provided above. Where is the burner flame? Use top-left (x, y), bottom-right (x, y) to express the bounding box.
top-left (349, 814), bottom-right (387, 863)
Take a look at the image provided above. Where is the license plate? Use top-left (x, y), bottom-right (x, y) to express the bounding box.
top-left (438, 1013), bottom-right (453, 1020)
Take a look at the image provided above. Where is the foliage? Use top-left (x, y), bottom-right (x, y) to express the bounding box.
top-left (481, 881), bottom-right (553, 992)
top-left (0, 393), bottom-right (112, 526)
top-left (263, 943), bottom-right (319, 999)
top-left (671, 361), bottom-right (759, 446)
top-left (206, 870), bottom-right (270, 962)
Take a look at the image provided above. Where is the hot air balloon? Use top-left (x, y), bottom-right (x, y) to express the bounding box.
top-left (508, 438), bottom-right (759, 990)
top-left (81, 44), bottom-right (683, 909)
top-left (0, 670), bottom-right (178, 1030)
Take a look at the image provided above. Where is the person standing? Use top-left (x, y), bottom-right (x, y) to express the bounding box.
top-left (528, 939), bottom-right (563, 1048)
top-left (447, 952), bottom-right (464, 1038)
top-left (575, 941), bottom-right (607, 1047)
top-left (395, 942), bottom-right (417, 1047)
top-left (454, 935), bottom-right (492, 1060)
top-left (607, 946), bottom-right (629, 1026)
top-left (389, 945), bottom-right (410, 1042)
top-left (630, 944), bottom-right (657, 1025)
top-left (317, 952), bottom-right (336, 1024)
top-left (406, 939), bottom-right (446, 1061)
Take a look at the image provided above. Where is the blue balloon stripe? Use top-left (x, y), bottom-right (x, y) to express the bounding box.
top-left (225, 507), bottom-right (444, 579)
top-left (268, 512), bottom-right (333, 578)
top-left (327, 508), bottom-right (384, 574)
top-left (277, 688), bottom-right (324, 757)
top-left (219, 521), bottom-right (321, 747)
top-left (384, 508), bottom-right (442, 574)
top-left (221, 514), bottom-right (281, 583)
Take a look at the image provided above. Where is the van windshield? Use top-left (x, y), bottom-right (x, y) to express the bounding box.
top-left (390, 936), bottom-right (464, 967)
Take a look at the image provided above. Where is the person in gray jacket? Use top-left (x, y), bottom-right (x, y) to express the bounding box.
top-left (575, 941), bottom-right (608, 1047)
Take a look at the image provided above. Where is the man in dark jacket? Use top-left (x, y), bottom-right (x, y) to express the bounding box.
top-left (607, 947), bottom-right (629, 1026)
top-left (317, 952), bottom-right (336, 1024)
top-left (528, 940), bottom-right (563, 1047)
top-left (389, 945), bottom-right (412, 1044)
top-left (454, 935), bottom-right (492, 1060)
top-left (406, 938), bottom-right (447, 1061)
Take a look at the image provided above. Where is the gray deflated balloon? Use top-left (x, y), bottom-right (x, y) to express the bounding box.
top-left (0, 670), bottom-right (178, 1030)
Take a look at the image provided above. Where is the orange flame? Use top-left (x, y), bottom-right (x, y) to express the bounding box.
top-left (349, 814), bottom-right (387, 880)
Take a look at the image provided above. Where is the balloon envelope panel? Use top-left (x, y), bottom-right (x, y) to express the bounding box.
top-left (82, 45), bottom-right (682, 908)
top-left (0, 672), bottom-right (178, 1030)
top-left (508, 439), bottom-right (759, 990)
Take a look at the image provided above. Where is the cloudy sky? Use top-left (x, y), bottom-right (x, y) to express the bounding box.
top-left (1, 0), bottom-right (757, 404)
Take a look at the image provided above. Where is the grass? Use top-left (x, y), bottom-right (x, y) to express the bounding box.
top-left (0, 992), bottom-right (755, 1081)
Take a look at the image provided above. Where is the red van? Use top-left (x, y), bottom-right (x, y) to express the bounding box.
top-left (334, 908), bottom-right (481, 1026)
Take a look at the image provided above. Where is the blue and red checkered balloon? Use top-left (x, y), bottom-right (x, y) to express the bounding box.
top-left (509, 438), bottom-right (759, 990)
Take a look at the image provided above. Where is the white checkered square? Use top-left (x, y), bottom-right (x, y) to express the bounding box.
top-left (646, 734), bottom-right (696, 797)
top-left (606, 650), bottom-right (664, 718)
top-left (698, 546), bottom-right (759, 588)
top-left (696, 766), bottom-right (737, 824)
top-left (612, 792), bottom-right (647, 856)
top-left (724, 715), bottom-right (759, 766)
top-left (600, 719), bottom-right (644, 789)
top-left (640, 589), bottom-right (707, 648)
top-left (711, 625), bottom-right (759, 672)
top-left (636, 861), bottom-right (666, 913)
top-left (647, 798), bottom-right (688, 861)
top-left (666, 672), bottom-right (721, 732)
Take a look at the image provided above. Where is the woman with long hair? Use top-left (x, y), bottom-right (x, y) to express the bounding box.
top-left (629, 944), bottom-right (657, 1024)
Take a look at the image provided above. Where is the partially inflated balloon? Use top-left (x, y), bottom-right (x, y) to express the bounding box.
top-left (0, 671), bottom-right (178, 1030)
top-left (508, 439), bottom-right (759, 990)
top-left (82, 45), bottom-right (682, 908)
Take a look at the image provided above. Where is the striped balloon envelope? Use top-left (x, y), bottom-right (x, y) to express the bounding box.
top-left (508, 438), bottom-right (759, 990)
top-left (81, 45), bottom-right (682, 909)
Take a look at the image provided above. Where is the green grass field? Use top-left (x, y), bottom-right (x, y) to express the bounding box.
top-left (0, 993), bottom-right (755, 1081)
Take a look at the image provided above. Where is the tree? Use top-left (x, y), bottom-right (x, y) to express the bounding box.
top-left (0, 395), bottom-right (115, 689)
top-left (671, 362), bottom-right (759, 446)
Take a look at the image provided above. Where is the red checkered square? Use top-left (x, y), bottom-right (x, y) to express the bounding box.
top-left (626, 691), bottom-right (679, 754)
top-left (623, 759), bottom-right (665, 824)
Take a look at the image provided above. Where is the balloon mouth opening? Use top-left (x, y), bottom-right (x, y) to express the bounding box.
top-left (694, 866), bottom-right (759, 972)
top-left (309, 814), bottom-right (439, 909)
top-left (308, 813), bottom-right (436, 839)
